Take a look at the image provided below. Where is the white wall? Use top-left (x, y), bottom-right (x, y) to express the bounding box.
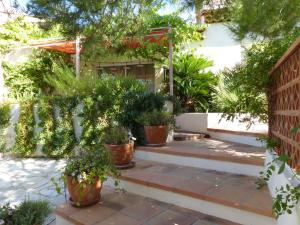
top-left (185, 23), bottom-right (249, 73)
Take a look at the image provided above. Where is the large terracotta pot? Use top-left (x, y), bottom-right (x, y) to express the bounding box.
top-left (144, 125), bottom-right (168, 146)
top-left (104, 141), bottom-right (134, 166)
top-left (66, 176), bottom-right (102, 207)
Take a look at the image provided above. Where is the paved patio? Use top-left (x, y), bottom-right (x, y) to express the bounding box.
top-left (0, 158), bottom-right (67, 225)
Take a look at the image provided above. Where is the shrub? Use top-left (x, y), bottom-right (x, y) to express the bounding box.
top-left (103, 126), bottom-right (129, 145)
top-left (136, 110), bottom-right (174, 126)
top-left (0, 200), bottom-right (50, 225)
top-left (173, 52), bottom-right (218, 112)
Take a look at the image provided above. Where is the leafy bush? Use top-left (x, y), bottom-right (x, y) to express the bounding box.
top-left (0, 104), bottom-right (10, 153)
top-left (0, 200), bottom-right (50, 225)
top-left (64, 148), bottom-right (118, 183)
top-left (213, 29), bottom-right (300, 123)
top-left (103, 126), bottom-right (129, 145)
top-left (136, 110), bottom-right (174, 126)
top-left (172, 52), bottom-right (218, 112)
top-left (13, 101), bottom-right (37, 157)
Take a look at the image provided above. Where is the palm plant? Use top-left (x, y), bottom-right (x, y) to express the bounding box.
top-left (172, 52), bottom-right (218, 112)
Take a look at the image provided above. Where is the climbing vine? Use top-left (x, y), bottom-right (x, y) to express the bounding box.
top-left (0, 103), bottom-right (11, 153)
top-left (13, 101), bottom-right (37, 157)
top-left (257, 130), bottom-right (300, 217)
top-left (37, 97), bottom-right (77, 158)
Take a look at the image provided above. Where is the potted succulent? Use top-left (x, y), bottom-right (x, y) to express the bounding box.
top-left (56, 147), bottom-right (118, 207)
top-left (103, 126), bottom-right (135, 168)
top-left (136, 110), bottom-right (174, 146)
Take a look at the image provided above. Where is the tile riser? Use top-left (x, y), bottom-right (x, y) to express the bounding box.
top-left (108, 179), bottom-right (276, 225)
top-left (135, 150), bottom-right (263, 177)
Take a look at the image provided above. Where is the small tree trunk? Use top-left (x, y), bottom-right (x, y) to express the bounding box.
top-left (195, 0), bottom-right (204, 24)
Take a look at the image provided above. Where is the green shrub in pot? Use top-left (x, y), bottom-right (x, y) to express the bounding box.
top-left (136, 110), bottom-right (174, 146)
top-left (103, 125), bottom-right (135, 167)
top-left (57, 147), bottom-right (119, 207)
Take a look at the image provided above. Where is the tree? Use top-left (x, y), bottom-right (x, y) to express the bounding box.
top-left (27, 0), bottom-right (164, 58)
top-left (228, 0), bottom-right (300, 40)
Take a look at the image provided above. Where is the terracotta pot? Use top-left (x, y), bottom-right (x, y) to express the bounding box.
top-left (66, 176), bottom-right (102, 207)
top-left (104, 141), bottom-right (134, 165)
top-left (144, 125), bottom-right (168, 146)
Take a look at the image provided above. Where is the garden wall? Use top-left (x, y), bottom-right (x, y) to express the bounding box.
top-left (175, 113), bottom-right (267, 146)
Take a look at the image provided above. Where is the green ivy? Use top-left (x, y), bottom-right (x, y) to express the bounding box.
top-left (37, 97), bottom-right (77, 158)
top-left (0, 103), bottom-right (11, 153)
top-left (13, 101), bottom-right (37, 157)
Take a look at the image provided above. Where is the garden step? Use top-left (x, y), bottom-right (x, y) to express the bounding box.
top-left (55, 186), bottom-right (239, 225)
top-left (173, 131), bottom-right (209, 141)
top-left (117, 160), bottom-right (275, 225)
top-left (135, 139), bottom-right (265, 177)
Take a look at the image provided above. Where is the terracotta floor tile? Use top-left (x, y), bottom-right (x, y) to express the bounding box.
top-left (173, 179), bottom-right (216, 198)
top-left (55, 203), bottom-right (81, 217)
top-left (193, 216), bottom-right (240, 225)
top-left (120, 199), bottom-right (166, 222)
top-left (69, 204), bottom-right (117, 225)
top-left (94, 213), bottom-right (142, 225)
top-left (145, 209), bottom-right (198, 225)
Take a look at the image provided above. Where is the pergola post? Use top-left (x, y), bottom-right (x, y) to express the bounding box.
top-left (75, 36), bottom-right (81, 79)
top-left (168, 25), bottom-right (173, 96)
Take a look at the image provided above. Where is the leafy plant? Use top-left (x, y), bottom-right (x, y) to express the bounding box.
top-left (37, 97), bottom-right (78, 158)
top-left (13, 101), bottom-right (37, 157)
top-left (172, 52), bottom-right (218, 112)
top-left (0, 200), bottom-right (50, 225)
top-left (0, 104), bottom-right (10, 153)
top-left (213, 29), bottom-right (300, 123)
top-left (103, 126), bottom-right (130, 145)
top-left (136, 110), bottom-right (174, 126)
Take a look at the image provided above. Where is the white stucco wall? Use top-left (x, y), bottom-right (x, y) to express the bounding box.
top-left (185, 23), bottom-right (249, 73)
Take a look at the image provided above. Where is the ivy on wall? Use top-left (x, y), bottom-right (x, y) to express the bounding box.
top-left (13, 101), bottom-right (37, 157)
top-left (0, 104), bottom-right (11, 153)
top-left (37, 97), bottom-right (77, 158)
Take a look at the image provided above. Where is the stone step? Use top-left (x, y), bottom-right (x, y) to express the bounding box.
top-left (135, 139), bottom-right (265, 177)
top-left (173, 131), bottom-right (209, 141)
top-left (117, 160), bottom-right (275, 225)
top-left (55, 186), bottom-right (240, 225)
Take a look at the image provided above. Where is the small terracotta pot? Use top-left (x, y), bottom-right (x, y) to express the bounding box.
top-left (144, 125), bottom-right (168, 146)
top-left (66, 176), bottom-right (102, 207)
top-left (104, 141), bottom-right (134, 165)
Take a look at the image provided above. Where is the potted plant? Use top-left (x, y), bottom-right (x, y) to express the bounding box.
top-left (136, 110), bottom-right (174, 146)
top-left (103, 126), bottom-right (135, 168)
top-left (59, 147), bottom-right (118, 207)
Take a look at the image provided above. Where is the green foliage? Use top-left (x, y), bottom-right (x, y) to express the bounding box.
top-left (172, 52), bottom-right (218, 112)
top-left (119, 92), bottom-right (167, 144)
top-left (103, 126), bottom-right (129, 145)
top-left (64, 148), bottom-right (118, 183)
top-left (0, 200), bottom-right (50, 225)
top-left (128, 13), bottom-right (203, 60)
top-left (0, 16), bottom-right (61, 53)
top-left (213, 29), bottom-right (300, 123)
top-left (3, 50), bottom-right (70, 100)
top-left (273, 184), bottom-right (300, 217)
top-left (28, 0), bottom-right (163, 59)
top-left (13, 101), bottom-right (37, 157)
top-left (228, 0), bottom-right (300, 40)
top-left (37, 97), bottom-right (78, 158)
top-left (136, 110), bottom-right (174, 126)
top-left (0, 104), bottom-right (10, 153)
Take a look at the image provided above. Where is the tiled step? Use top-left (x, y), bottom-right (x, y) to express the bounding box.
top-left (173, 131), bottom-right (209, 141)
top-left (55, 186), bottom-right (239, 225)
top-left (207, 128), bottom-right (267, 147)
top-left (135, 139), bottom-right (265, 177)
top-left (117, 160), bottom-right (275, 225)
